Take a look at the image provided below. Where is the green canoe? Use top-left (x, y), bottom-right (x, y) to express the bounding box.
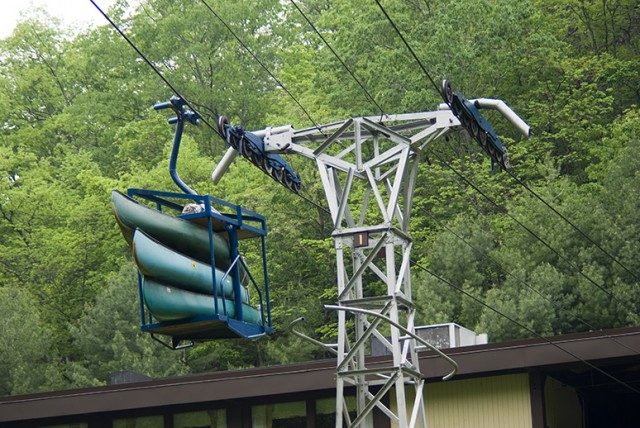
top-left (142, 277), bottom-right (262, 325)
top-left (133, 229), bottom-right (249, 303)
top-left (111, 190), bottom-right (231, 268)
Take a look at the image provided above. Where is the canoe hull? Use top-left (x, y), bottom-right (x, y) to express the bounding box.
top-left (133, 229), bottom-right (248, 303)
top-left (142, 277), bottom-right (262, 325)
top-left (111, 190), bottom-right (231, 267)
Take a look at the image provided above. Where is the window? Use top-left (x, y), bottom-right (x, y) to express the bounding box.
top-left (315, 396), bottom-right (356, 427)
top-left (112, 415), bottom-right (164, 428)
top-left (251, 401), bottom-right (306, 428)
top-left (174, 409), bottom-right (227, 428)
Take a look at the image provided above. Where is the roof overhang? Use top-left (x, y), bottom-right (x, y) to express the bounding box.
top-left (2, 327), bottom-right (640, 423)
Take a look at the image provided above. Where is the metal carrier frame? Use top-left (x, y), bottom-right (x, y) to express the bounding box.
top-left (129, 97), bottom-right (274, 348)
top-left (212, 93), bottom-right (529, 427)
top-left (128, 188), bottom-right (273, 347)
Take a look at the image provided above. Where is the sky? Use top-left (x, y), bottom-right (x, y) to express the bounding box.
top-left (0, 0), bottom-right (118, 39)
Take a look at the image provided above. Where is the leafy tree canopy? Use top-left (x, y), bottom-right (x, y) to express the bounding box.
top-left (0, 0), bottom-right (638, 395)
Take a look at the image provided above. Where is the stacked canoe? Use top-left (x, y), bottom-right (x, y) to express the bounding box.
top-left (111, 190), bottom-right (262, 328)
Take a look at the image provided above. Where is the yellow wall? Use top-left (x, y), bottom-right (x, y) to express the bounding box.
top-left (544, 376), bottom-right (582, 428)
top-left (392, 373), bottom-right (532, 428)
top-left (425, 373), bottom-right (532, 428)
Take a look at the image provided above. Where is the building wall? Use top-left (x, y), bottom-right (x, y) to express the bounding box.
top-left (416, 373), bottom-right (533, 428)
top-left (544, 376), bottom-right (582, 428)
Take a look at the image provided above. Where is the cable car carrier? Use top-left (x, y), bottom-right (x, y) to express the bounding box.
top-left (111, 97), bottom-right (273, 349)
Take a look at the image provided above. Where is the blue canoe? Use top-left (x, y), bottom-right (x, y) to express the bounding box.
top-left (111, 190), bottom-right (231, 268)
top-left (142, 277), bottom-right (262, 325)
top-left (133, 229), bottom-right (249, 303)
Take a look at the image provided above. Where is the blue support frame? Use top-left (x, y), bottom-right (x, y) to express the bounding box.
top-left (153, 96), bottom-right (201, 196)
top-left (125, 97), bottom-right (273, 348)
top-left (128, 188), bottom-right (273, 348)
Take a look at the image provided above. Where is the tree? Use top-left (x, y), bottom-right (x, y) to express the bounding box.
top-left (67, 263), bottom-right (187, 387)
top-left (0, 285), bottom-right (65, 396)
top-left (0, 0), bottom-right (639, 397)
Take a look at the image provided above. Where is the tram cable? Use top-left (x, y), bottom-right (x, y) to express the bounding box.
top-left (371, 0), bottom-right (638, 324)
top-left (429, 148), bottom-right (633, 316)
top-left (290, 0), bottom-right (387, 119)
top-left (276, 0), bottom-right (640, 364)
top-left (504, 168), bottom-right (640, 283)
top-left (362, 3), bottom-right (640, 393)
top-left (429, 217), bottom-right (640, 355)
top-left (89, 0), bottom-right (225, 139)
top-left (198, 0), bottom-right (321, 131)
top-left (372, 0), bottom-right (639, 290)
top-left (373, 0), bottom-right (441, 98)
top-left (410, 258), bottom-right (640, 395)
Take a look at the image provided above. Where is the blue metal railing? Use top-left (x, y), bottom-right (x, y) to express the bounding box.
top-left (129, 189), bottom-right (272, 344)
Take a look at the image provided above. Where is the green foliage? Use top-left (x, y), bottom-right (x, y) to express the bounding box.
top-left (68, 263), bottom-right (187, 386)
top-left (0, 0), bottom-right (639, 397)
top-left (0, 285), bottom-right (65, 395)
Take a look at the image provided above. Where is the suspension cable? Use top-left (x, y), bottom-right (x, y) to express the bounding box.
top-left (374, 0), bottom-right (638, 286)
top-left (432, 218), bottom-right (640, 355)
top-left (505, 168), bottom-right (640, 283)
top-left (373, 0), bottom-right (441, 97)
top-left (89, 0), bottom-right (224, 139)
top-left (411, 258), bottom-right (640, 394)
top-left (290, 0), bottom-right (387, 119)
top-left (198, 0), bottom-right (321, 130)
top-left (429, 149), bottom-right (637, 321)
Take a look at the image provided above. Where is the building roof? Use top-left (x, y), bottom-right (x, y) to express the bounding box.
top-left (2, 326), bottom-right (640, 424)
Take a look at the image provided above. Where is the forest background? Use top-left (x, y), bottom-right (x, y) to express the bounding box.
top-left (0, 0), bottom-right (638, 396)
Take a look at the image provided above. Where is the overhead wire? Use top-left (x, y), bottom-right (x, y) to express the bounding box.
top-left (429, 148), bottom-right (633, 317)
top-left (277, 0), bottom-right (640, 395)
top-left (89, 0), bottom-right (225, 139)
top-left (504, 168), bottom-right (640, 283)
top-left (372, 0), bottom-right (640, 390)
top-left (373, 0), bottom-right (441, 97)
top-left (93, 0), bottom-right (635, 292)
top-left (198, 0), bottom-right (322, 131)
top-left (289, 0), bottom-right (387, 119)
top-left (289, 0), bottom-right (640, 363)
top-left (370, 0), bottom-right (637, 323)
top-left (411, 259), bottom-right (640, 394)
top-left (431, 218), bottom-right (640, 355)
top-left (94, 0), bottom-right (323, 197)
top-left (426, 139), bottom-right (640, 354)
top-left (372, 0), bottom-right (637, 284)
top-left (375, 0), bottom-right (638, 294)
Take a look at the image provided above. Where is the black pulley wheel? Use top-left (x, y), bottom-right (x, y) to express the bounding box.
top-left (479, 131), bottom-right (488, 148)
top-left (283, 173), bottom-right (294, 190)
top-left (241, 139), bottom-right (252, 158)
top-left (442, 79), bottom-right (454, 105)
top-left (488, 142), bottom-right (496, 157)
top-left (470, 119), bottom-right (479, 137)
top-left (251, 152), bottom-right (264, 170)
top-left (262, 157), bottom-right (273, 174)
top-left (218, 116), bottom-right (229, 139)
top-left (272, 167), bottom-right (284, 182)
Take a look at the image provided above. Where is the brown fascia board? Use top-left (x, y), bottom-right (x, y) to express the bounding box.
top-left (0, 360), bottom-right (339, 423)
top-left (416, 326), bottom-right (640, 380)
top-left (2, 326), bottom-right (640, 423)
